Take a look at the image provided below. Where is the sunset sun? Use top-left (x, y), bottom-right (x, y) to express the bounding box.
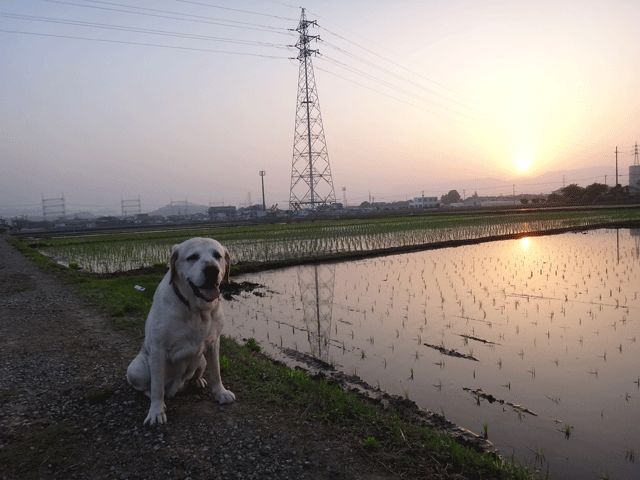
top-left (515, 157), bottom-right (532, 173)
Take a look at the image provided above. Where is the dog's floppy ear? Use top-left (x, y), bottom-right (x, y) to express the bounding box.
top-left (169, 245), bottom-right (180, 284)
top-left (223, 247), bottom-right (231, 284)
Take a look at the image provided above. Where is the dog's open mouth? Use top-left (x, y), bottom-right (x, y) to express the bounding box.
top-left (189, 281), bottom-right (220, 302)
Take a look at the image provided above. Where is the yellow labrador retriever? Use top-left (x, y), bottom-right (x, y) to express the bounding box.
top-left (127, 237), bottom-right (235, 425)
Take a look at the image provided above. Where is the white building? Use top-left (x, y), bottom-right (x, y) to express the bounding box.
top-left (409, 196), bottom-right (439, 208)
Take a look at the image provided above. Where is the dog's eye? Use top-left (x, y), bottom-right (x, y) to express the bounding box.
top-left (187, 254), bottom-right (200, 262)
top-left (212, 251), bottom-right (222, 260)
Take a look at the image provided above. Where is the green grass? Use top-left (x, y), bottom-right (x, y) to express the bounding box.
top-left (362, 436), bottom-right (381, 451)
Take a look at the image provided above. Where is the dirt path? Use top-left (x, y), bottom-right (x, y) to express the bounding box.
top-left (0, 237), bottom-right (397, 480)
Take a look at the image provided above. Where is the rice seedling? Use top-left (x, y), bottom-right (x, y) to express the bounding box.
top-left (625, 447), bottom-right (635, 463)
top-left (531, 446), bottom-right (546, 465)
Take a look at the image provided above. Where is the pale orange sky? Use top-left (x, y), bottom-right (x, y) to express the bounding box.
top-left (1, 0), bottom-right (639, 212)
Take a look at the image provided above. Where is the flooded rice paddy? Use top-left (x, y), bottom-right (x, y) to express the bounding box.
top-left (226, 229), bottom-right (640, 479)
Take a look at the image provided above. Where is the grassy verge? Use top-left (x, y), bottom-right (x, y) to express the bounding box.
top-left (5, 235), bottom-right (538, 479)
top-left (223, 336), bottom-right (536, 479)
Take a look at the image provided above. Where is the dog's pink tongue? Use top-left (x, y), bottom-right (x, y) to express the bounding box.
top-left (200, 288), bottom-right (220, 302)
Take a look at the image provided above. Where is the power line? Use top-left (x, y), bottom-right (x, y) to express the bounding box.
top-left (320, 39), bottom-right (548, 140)
top-left (314, 63), bottom-right (547, 146)
top-left (0, 29), bottom-right (291, 58)
top-left (2, 12), bottom-right (293, 49)
top-left (43, 0), bottom-right (295, 34)
top-left (312, 20), bottom-right (610, 151)
top-left (174, 0), bottom-right (297, 21)
top-left (314, 21), bottom-right (546, 131)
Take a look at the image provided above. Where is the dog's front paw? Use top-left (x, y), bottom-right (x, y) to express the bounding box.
top-left (144, 403), bottom-right (167, 426)
top-left (212, 385), bottom-right (235, 404)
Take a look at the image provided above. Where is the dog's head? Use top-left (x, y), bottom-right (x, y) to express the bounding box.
top-left (169, 237), bottom-right (231, 304)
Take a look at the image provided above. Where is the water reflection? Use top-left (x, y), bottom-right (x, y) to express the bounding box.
top-left (298, 265), bottom-right (335, 361)
top-left (227, 229), bottom-right (640, 480)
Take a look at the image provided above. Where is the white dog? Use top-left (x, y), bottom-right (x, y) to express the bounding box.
top-left (127, 237), bottom-right (235, 425)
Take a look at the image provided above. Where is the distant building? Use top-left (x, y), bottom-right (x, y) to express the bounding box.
top-left (208, 206), bottom-right (237, 220)
top-left (629, 165), bottom-right (640, 194)
top-left (409, 196), bottom-right (439, 208)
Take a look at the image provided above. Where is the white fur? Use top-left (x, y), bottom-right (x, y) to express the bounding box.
top-left (127, 237), bottom-right (235, 425)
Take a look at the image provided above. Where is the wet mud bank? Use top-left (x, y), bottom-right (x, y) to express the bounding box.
top-left (279, 348), bottom-right (496, 455)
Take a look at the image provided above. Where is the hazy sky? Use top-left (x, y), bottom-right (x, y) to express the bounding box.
top-left (2, 0), bottom-right (639, 213)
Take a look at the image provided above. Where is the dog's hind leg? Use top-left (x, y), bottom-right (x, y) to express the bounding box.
top-left (126, 352), bottom-right (151, 395)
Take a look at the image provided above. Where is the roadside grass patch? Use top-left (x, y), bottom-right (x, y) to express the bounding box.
top-left (245, 337), bottom-right (261, 353)
top-left (362, 436), bottom-right (380, 451)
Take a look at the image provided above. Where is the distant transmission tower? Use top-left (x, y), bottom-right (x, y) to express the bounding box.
top-left (42, 193), bottom-right (65, 221)
top-left (289, 8), bottom-right (336, 213)
top-left (121, 195), bottom-right (141, 217)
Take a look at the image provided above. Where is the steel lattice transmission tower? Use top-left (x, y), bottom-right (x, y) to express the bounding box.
top-left (289, 8), bottom-right (336, 212)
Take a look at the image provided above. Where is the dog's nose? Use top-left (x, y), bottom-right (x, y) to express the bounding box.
top-left (203, 265), bottom-right (220, 282)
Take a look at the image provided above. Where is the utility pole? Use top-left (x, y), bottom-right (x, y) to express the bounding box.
top-left (259, 171), bottom-right (266, 211)
top-left (615, 146), bottom-right (619, 186)
top-left (289, 8), bottom-right (336, 213)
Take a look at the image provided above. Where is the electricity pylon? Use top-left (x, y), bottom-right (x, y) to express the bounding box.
top-left (289, 8), bottom-right (336, 213)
